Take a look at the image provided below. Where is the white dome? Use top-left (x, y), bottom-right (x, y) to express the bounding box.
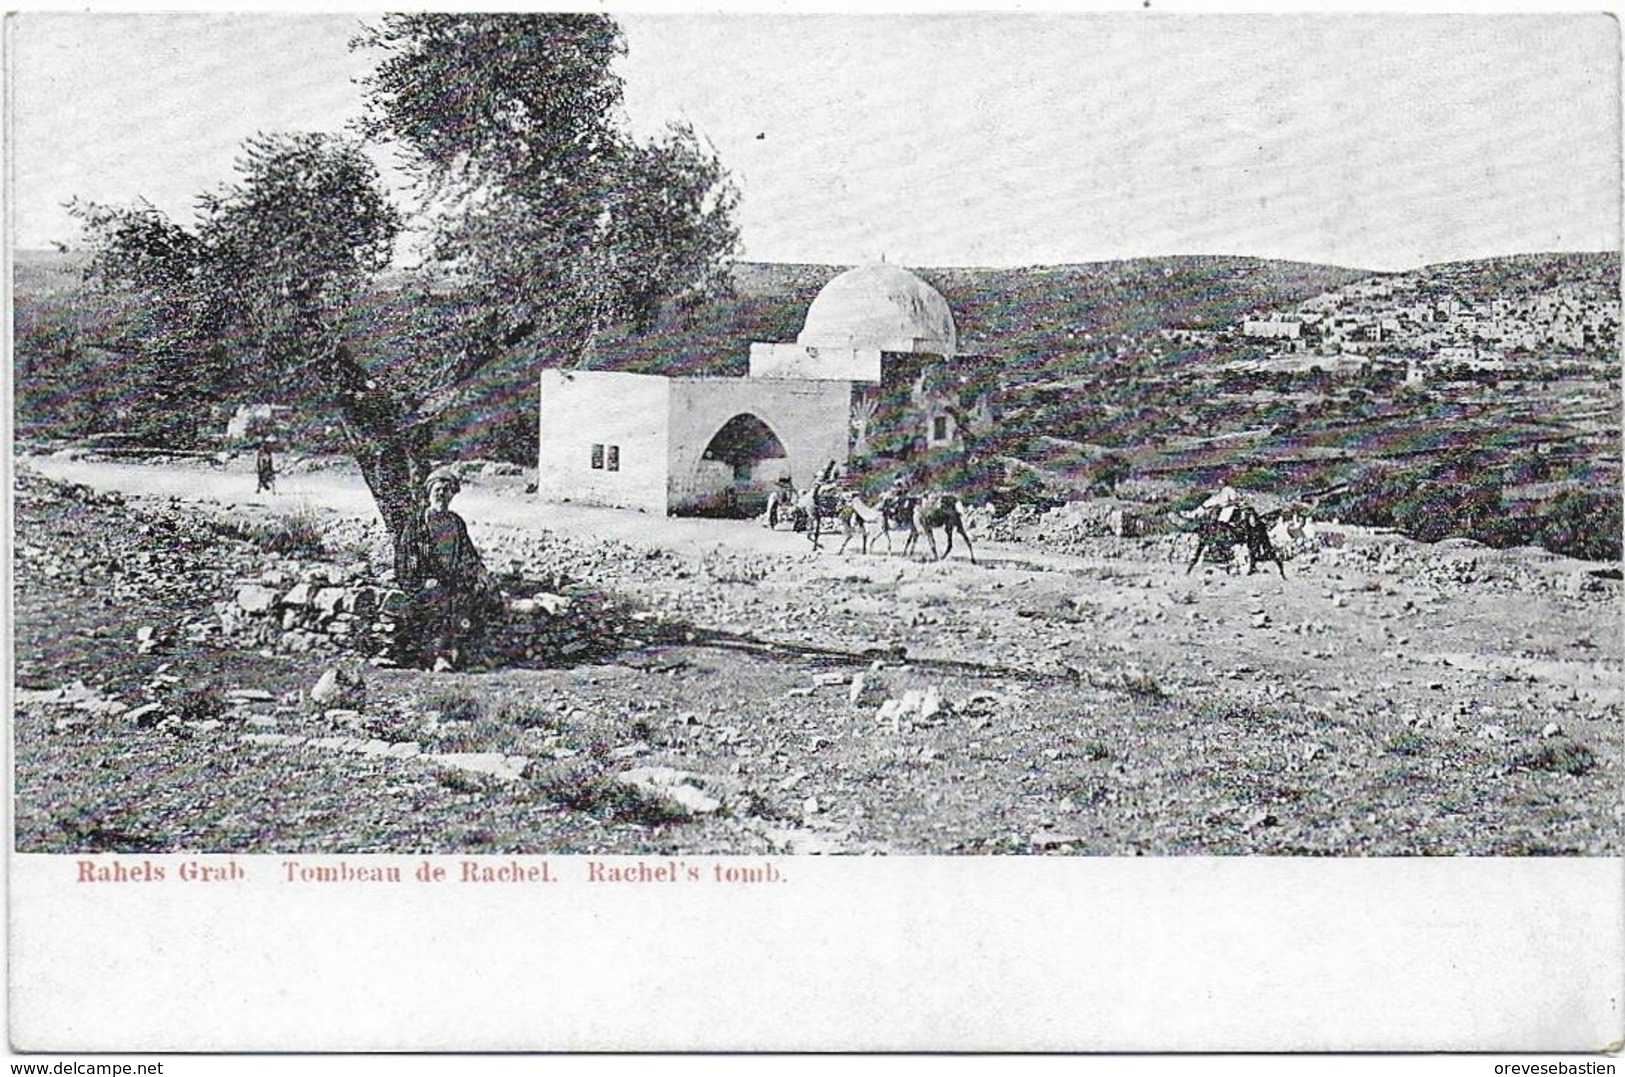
top-left (797, 264), bottom-right (957, 356)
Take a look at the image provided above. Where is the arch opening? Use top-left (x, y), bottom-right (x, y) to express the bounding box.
top-left (682, 413), bottom-right (792, 518)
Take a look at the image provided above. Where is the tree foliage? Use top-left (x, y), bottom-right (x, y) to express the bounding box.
top-left (68, 135), bottom-right (402, 443)
top-left (353, 13), bottom-right (740, 364)
top-left (71, 133), bottom-right (401, 395)
top-left (71, 132), bottom-right (427, 540)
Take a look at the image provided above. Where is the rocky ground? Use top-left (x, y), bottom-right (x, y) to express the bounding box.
top-left (12, 453), bottom-right (1622, 855)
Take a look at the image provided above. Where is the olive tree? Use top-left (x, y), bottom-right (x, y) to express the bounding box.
top-left (70, 133), bottom-right (434, 560)
top-left (352, 14), bottom-right (740, 365)
top-left (75, 13), bottom-right (740, 582)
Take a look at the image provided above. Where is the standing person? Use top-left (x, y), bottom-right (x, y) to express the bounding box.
top-left (766, 473), bottom-right (794, 529)
top-left (880, 472), bottom-right (917, 536)
top-left (255, 439), bottom-right (277, 494)
top-left (399, 468), bottom-right (503, 671)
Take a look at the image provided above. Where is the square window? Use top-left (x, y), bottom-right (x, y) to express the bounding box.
top-left (590, 444), bottom-right (604, 469)
top-left (932, 415), bottom-right (949, 441)
top-left (606, 445), bottom-right (620, 472)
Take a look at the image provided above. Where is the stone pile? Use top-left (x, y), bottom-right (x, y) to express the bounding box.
top-left (979, 499), bottom-right (1190, 562)
top-left (476, 581), bottom-right (636, 667)
top-left (215, 559), bottom-right (632, 667)
top-left (1315, 534), bottom-right (1619, 598)
top-left (13, 466), bottom-right (254, 614)
top-left (218, 561), bottom-right (394, 656)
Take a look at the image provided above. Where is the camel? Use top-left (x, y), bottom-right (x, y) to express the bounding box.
top-left (1184, 505), bottom-right (1286, 578)
top-left (799, 488), bottom-right (903, 555)
top-left (795, 484), bottom-right (848, 551)
top-left (838, 490), bottom-right (916, 552)
top-left (903, 492), bottom-right (976, 563)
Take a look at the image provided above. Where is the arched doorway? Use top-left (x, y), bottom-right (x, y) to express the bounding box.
top-left (685, 413), bottom-right (791, 518)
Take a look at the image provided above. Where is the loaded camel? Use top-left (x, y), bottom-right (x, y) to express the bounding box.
top-left (802, 487), bottom-right (899, 555)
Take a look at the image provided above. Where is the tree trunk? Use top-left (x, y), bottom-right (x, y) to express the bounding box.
top-left (313, 336), bottom-right (433, 587)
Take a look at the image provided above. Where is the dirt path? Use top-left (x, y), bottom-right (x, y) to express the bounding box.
top-left (15, 453), bottom-right (1622, 855)
top-left (27, 455), bottom-right (823, 558)
top-left (26, 454), bottom-right (1623, 708)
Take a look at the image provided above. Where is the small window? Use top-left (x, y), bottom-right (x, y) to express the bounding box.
top-left (606, 445), bottom-right (620, 472)
top-left (932, 415), bottom-right (950, 442)
top-left (590, 444), bottom-right (604, 469)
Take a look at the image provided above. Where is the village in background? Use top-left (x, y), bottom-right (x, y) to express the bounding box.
top-left (14, 245), bottom-right (1621, 561)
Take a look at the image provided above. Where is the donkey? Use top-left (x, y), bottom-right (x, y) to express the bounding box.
top-left (903, 492), bottom-right (976, 563)
top-left (1184, 505), bottom-right (1285, 578)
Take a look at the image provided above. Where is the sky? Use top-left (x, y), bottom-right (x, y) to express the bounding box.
top-left (7, 10), bottom-right (1621, 271)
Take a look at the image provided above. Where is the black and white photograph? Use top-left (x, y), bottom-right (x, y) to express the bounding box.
top-left (7, 7), bottom-right (1622, 1057)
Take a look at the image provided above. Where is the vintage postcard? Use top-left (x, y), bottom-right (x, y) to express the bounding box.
top-left (6, 7), bottom-right (1622, 1056)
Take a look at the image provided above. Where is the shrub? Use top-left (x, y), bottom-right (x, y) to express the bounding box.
top-left (495, 701), bottom-right (558, 732)
top-left (1389, 479), bottom-right (1503, 544)
top-left (1117, 670), bottom-right (1165, 699)
top-left (1535, 489), bottom-right (1623, 562)
top-left (1384, 730), bottom-right (1428, 756)
top-left (528, 761), bottom-right (691, 825)
top-left (214, 505), bottom-right (330, 558)
top-left (426, 691), bottom-right (525, 752)
top-left (1509, 742), bottom-right (1596, 777)
top-left (171, 686), bottom-right (227, 724)
top-left (426, 691), bottom-right (483, 725)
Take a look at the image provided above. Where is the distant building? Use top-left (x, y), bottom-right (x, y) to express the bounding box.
top-left (225, 403), bottom-right (292, 442)
top-left (1242, 318), bottom-right (1302, 340)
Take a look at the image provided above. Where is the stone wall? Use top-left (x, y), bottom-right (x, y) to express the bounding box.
top-left (217, 559), bottom-right (627, 668)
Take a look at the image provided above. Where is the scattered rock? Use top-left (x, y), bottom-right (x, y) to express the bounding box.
top-left (615, 766), bottom-right (723, 815)
top-left (126, 702), bottom-right (165, 727)
top-left (310, 667), bottom-right (363, 708)
top-left (236, 585), bottom-right (278, 613)
top-left (876, 687), bottom-right (949, 728)
top-left (239, 732), bottom-right (304, 747)
top-left (427, 753), bottom-right (531, 783)
top-left (1031, 830), bottom-right (1082, 849)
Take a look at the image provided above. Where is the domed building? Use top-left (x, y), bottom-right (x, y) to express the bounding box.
top-left (797, 263), bottom-right (958, 356)
top-left (749, 263), bottom-right (956, 383)
top-left (537, 264), bottom-right (986, 517)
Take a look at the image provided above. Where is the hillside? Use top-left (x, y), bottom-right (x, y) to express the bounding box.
top-left (10, 247), bottom-right (1375, 449)
top-left (12, 247), bottom-right (1621, 559)
top-left (583, 255), bottom-right (1372, 378)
